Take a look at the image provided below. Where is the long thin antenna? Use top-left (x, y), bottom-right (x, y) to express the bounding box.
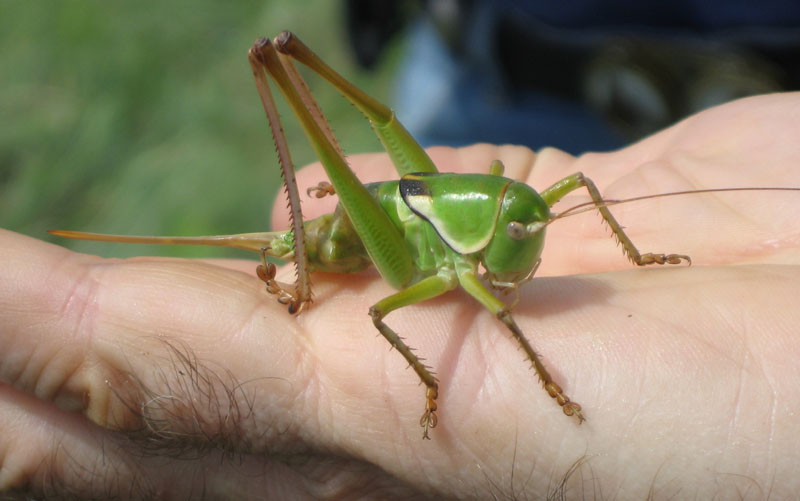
top-left (547, 187), bottom-right (800, 226)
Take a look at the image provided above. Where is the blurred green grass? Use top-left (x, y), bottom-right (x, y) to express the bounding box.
top-left (0, 1), bottom-right (402, 258)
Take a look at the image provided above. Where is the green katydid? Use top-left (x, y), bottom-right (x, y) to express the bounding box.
top-left (49, 32), bottom-right (800, 439)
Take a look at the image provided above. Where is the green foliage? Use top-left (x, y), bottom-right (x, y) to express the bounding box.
top-left (0, 1), bottom-right (399, 257)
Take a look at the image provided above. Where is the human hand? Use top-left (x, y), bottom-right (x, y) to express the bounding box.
top-left (2, 93), bottom-right (799, 499)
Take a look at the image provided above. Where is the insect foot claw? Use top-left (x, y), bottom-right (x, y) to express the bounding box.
top-left (256, 262), bottom-right (278, 282)
top-left (256, 262), bottom-right (310, 314)
top-left (563, 402), bottom-right (585, 423)
top-left (288, 299), bottom-right (310, 315)
top-left (545, 382), bottom-right (585, 424)
top-left (306, 181), bottom-right (336, 198)
top-left (420, 386), bottom-right (439, 439)
top-left (666, 253), bottom-right (692, 265)
top-left (420, 410), bottom-right (438, 440)
top-left (638, 252), bottom-right (692, 266)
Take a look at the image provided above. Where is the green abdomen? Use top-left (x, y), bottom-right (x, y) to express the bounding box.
top-left (304, 181), bottom-right (449, 278)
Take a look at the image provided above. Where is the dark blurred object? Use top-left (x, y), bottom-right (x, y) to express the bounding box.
top-left (345, 0), bottom-right (800, 153)
top-left (583, 40), bottom-right (784, 138)
top-left (492, 8), bottom-right (795, 141)
top-left (345, 0), bottom-right (416, 68)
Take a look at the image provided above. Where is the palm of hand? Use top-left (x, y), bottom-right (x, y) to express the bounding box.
top-left (1, 94), bottom-right (799, 498)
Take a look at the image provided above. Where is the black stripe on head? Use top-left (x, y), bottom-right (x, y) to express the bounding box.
top-left (399, 173), bottom-right (434, 198)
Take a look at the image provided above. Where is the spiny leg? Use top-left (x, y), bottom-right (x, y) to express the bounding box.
top-left (369, 274), bottom-right (457, 439)
top-left (249, 39), bottom-right (313, 313)
top-left (459, 271), bottom-right (583, 422)
top-left (541, 172), bottom-right (691, 266)
top-left (497, 310), bottom-right (583, 421)
top-left (250, 36), bottom-right (415, 292)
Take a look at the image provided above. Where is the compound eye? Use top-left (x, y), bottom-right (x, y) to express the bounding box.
top-left (506, 221), bottom-right (525, 240)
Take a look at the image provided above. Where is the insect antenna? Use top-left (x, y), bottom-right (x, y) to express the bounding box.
top-left (545, 187), bottom-right (800, 227)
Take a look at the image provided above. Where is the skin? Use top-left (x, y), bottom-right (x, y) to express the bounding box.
top-left (1, 93), bottom-right (800, 499)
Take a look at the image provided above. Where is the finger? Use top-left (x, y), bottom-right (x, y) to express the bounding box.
top-left (195, 257), bottom-right (261, 276)
top-left (0, 229), bottom-right (312, 451)
top-left (0, 381), bottom-right (146, 495)
top-left (0, 382), bottom-right (412, 499)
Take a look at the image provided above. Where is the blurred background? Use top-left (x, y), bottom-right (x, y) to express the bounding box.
top-left (1, 1), bottom-right (400, 258)
top-left (3, 0), bottom-right (798, 258)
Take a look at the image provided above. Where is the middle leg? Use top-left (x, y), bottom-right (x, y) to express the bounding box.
top-left (368, 274), bottom-right (457, 439)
